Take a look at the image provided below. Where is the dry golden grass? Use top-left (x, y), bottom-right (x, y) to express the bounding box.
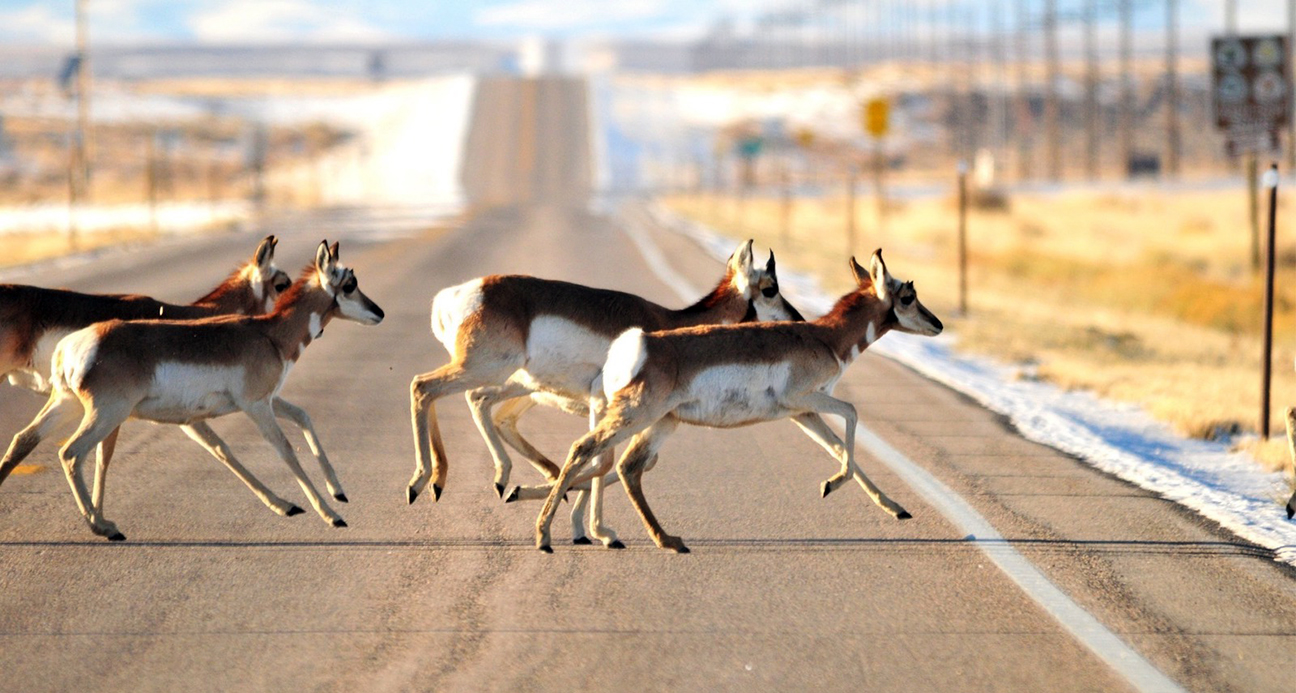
top-left (663, 185), bottom-right (1296, 476)
top-left (0, 227), bottom-right (162, 270)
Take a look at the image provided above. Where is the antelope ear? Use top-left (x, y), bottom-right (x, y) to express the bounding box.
top-left (849, 256), bottom-right (871, 288)
top-left (254, 235), bottom-right (276, 269)
top-left (315, 240), bottom-right (332, 274)
top-left (869, 249), bottom-right (890, 301)
top-left (329, 241), bottom-right (340, 261)
top-left (729, 239), bottom-right (754, 273)
top-left (765, 250), bottom-right (777, 276)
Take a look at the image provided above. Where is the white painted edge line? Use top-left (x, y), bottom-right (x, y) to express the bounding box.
top-left (853, 422), bottom-right (1186, 693)
top-left (617, 205), bottom-right (1187, 693)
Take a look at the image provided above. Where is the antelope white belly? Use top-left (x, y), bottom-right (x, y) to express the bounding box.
top-left (134, 362), bottom-right (243, 423)
top-left (676, 362), bottom-right (791, 428)
top-left (520, 317), bottom-right (609, 398)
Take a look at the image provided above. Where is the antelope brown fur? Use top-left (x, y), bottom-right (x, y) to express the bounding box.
top-left (533, 249), bottom-right (942, 553)
top-left (0, 241), bottom-right (384, 540)
top-left (408, 240), bottom-right (803, 546)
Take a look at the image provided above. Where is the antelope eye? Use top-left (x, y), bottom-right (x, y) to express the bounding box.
top-left (274, 279), bottom-right (290, 292)
top-left (342, 277), bottom-right (357, 294)
top-left (761, 285), bottom-right (778, 298)
top-left (900, 295), bottom-right (915, 306)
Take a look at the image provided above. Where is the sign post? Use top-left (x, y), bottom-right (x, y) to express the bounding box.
top-left (862, 98), bottom-right (891, 237)
top-left (1261, 164), bottom-right (1280, 439)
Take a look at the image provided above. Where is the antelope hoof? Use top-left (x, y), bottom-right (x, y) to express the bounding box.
top-left (332, 518), bottom-right (348, 528)
top-left (406, 486), bottom-right (419, 504)
top-left (1287, 501), bottom-right (1294, 520)
top-left (107, 531), bottom-right (127, 542)
top-left (608, 540), bottom-right (626, 550)
top-left (495, 482), bottom-right (505, 498)
top-left (334, 492), bottom-right (349, 503)
top-left (504, 486), bottom-right (520, 503)
top-left (572, 536), bottom-right (592, 545)
top-left (286, 505), bottom-right (305, 517)
top-left (538, 544), bottom-right (553, 554)
top-left (896, 510), bottom-right (913, 520)
top-left (432, 484), bottom-right (443, 503)
top-left (820, 480), bottom-right (833, 498)
top-left (660, 536), bottom-right (689, 553)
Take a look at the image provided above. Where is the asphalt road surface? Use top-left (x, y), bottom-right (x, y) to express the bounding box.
top-left (1, 77), bottom-right (1294, 693)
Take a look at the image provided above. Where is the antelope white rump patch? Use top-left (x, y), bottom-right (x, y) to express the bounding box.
top-left (53, 327), bottom-right (100, 393)
top-left (430, 277), bottom-right (484, 356)
top-left (603, 328), bottom-right (647, 398)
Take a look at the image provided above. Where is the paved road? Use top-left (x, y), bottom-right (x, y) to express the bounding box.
top-left (1, 77), bottom-right (1294, 692)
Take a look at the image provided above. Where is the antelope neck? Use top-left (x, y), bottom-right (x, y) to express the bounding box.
top-left (814, 291), bottom-right (894, 361)
top-left (194, 263), bottom-right (266, 315)
top-left (262, 284), bottom-right (335, 362)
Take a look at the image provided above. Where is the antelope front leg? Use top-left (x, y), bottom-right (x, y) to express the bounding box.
top-left (245, 402), bottom-right (344, 527)
top-left (466, 384), bottom-right (534, 498)
top-left (791, 406), bottom-right (910, 520)
top-left (578, 393), bottom-right (621, 548)
top-left (181, 421), bottom-right (303, 517)
top-left (494, 395), bottom-right (562, 481)
top-left (535, 436), bottom-right (603, 552)
top-left (273, 397), bottom-right (346, 502)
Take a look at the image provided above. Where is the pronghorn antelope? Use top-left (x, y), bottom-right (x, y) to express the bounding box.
top-left (408, 240), bottom-right (803, 546)
top-left (533, 249), bottom-right (942, 553)
top-left (0, 237), bottom-right (354, 506)
top-left (0, 241), bottom-right (383, 540)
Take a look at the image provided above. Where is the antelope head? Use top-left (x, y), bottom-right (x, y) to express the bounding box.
top-left (726, 239), bottom-right (804, 322)
top-left (314, 240), bottom-right (385, 326)
top-left (850, 249), bottom-right (942, 336)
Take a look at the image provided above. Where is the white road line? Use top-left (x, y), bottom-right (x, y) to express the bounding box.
top-left (620, 210), bottom-right (1187, 693)
top-left (853, 424), bottom-right (1186, 693)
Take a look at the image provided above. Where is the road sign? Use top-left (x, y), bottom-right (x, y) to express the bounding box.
top-left (862, 98), bottom-right (890, 138)
top-left (736, 135), bottom-right (763, 160)
top-left (1213, 35), bottom-right (1290, 155)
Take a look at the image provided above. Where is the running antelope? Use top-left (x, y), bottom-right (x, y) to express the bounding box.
top-left (0, 237), bottom-right (354, 506)
top-left (533, 249), bottom-right (942, 553)
top-left (408, 240), bottom-right (802, 546)
top-left (0, 241), bottom-right (383, 540)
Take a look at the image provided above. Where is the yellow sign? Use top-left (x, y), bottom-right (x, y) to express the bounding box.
top-left (863, 98), bottom-right (890, 137)
top-left (794, 128), bottom-right (816, 149)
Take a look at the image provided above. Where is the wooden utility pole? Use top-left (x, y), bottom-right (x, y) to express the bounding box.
top-left (1044, 0), bottom-right (1061, 181)
top-left (69, 0), bottom-right (91, 249)
top-left (1165, 0), bottom-right (1180, 178)
top-left (1289, 0), bottom-right (1296, 171)
top-left (1084, 0), bottom-right (1100, 179)
top-left (1015, 0), bottom-right (1032, 181)
top-left (958, 162), bottom-right (969, 316)
top-left (1119, 0), bottom-right (1134, 179)
top-left (846, 167), bottom-right (858, 258)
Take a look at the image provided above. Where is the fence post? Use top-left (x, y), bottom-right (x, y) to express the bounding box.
top-left (958, 161), bottom-right (969, 316)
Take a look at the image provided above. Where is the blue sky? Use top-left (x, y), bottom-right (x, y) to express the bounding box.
top-left (0, 0), bottom-right (1285, 45)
